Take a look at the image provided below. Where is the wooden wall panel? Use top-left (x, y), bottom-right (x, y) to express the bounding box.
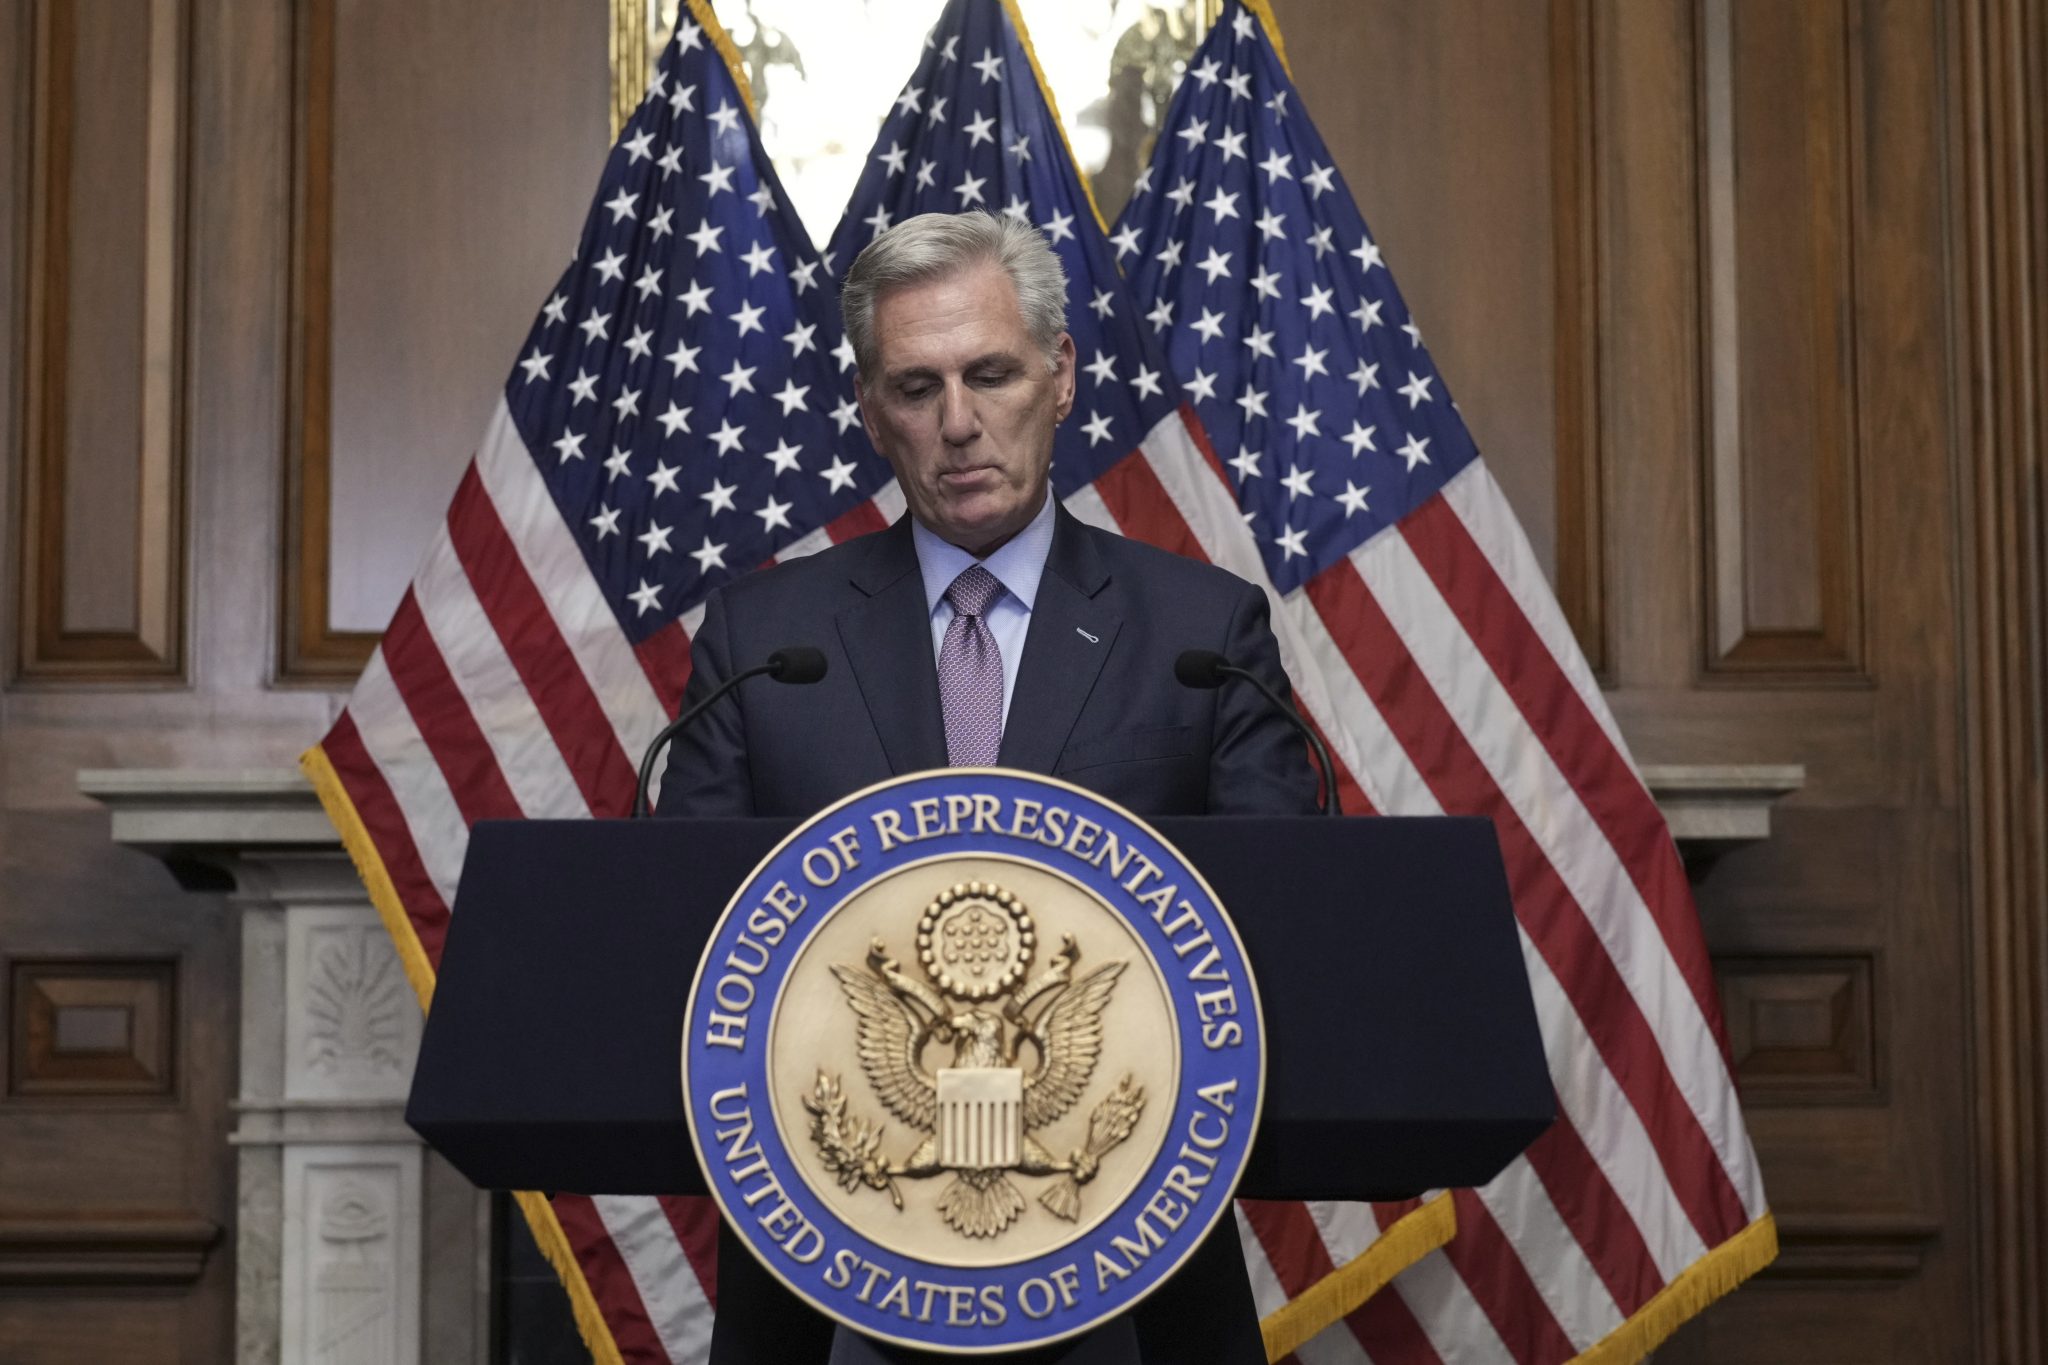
top-left (1697, 0), bottom-right (1865, 678)
top-left (15, 0), bottom-right (187, 681)
top-left (1276, 0), bottom-right (1609, 669)
top-left (8, 959), bottom-right (176, 1098)
top-left (280, 0), bottom-right (607, 679)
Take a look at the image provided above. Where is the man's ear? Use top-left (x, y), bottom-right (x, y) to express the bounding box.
top-left (1052, 332), bottom-right (1077, 422)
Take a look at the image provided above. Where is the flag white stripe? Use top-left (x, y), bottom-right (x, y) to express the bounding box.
top-left (1061, 482), bottom-right (1121, 533)
top-left (1437, 463), bottom-right (1628, 761)
top-left (1473, 1160), bottom-right (1623, 1350)
top-left (344, 649), bottom-right (470, 907)
top-left (1351, 529), bottom-right (1755, 1198)
top-left (776, 523), bottom-right (834, 562)
top-left (474, 402), bottom-right (669, 764)
top-left (412, 536), bottom-right (590, 820)
top-left (870, 478), bottom-right (907, 523)
top-left (1298, 1320), bottom-right (1377, 1365)
top-left (590, 1195), bottom-right (715, 1364)
top-left (1307, 1202), bottom-right (1391, 1271)
top-left (1389, 1251), bottom-right (1516, 1365)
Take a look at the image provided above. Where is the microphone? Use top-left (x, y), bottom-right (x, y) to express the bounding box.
top-left (631, 646), bottom-right (828, 817)
top-left (1175, 648), bottom-right (1341, 817)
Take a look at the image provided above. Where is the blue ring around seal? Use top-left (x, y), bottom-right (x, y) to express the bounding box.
top-left (681, 768), bottom-right (1266, 1354)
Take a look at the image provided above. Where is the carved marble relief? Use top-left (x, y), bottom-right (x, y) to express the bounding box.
top-left (284, 1150), bottom-right (419, 1365)
top-left (286, 909), bottom-right (421, 1104)
top-left (305, 928), bottom-right (407, 1082)
top-left (313, 1180), bottom-right (392, 1365)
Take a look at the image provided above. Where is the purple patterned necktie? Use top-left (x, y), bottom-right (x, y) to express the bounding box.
top-left (939, 565), bottom-right (1005, 767)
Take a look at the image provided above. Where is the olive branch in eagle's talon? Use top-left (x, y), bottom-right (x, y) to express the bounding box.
top-left (804, 1070), bottom-right (903, 1209)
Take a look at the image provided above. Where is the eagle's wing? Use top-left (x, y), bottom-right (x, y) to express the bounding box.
top-left (1021, 962), bottom-right (1126, 1130)
top-left (829, 964), bottom-right (938, 1130)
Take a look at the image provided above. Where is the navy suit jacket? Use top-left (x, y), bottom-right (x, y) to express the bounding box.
top-left (660, 504), bottom-right (1309, 1363)
top-left (658, 502), bottom-right (1319, 820)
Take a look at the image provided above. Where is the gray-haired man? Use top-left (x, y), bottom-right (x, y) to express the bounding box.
top-left (662, 212), bottom-right (1315, 1362)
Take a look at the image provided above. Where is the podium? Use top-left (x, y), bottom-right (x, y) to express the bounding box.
top-left (407, 814), bottom-right (1552, 1356)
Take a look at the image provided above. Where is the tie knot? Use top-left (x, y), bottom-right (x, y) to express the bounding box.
top-left (945, 565), bottom-right (1004, 618)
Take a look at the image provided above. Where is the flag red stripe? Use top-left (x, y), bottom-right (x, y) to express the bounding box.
top-left (550, 1194), bottom-right (672, 1365)
top-left (1238, 1200), bottom-right (1335, 1296)
top-left (1094, 449), bottom-right (1212, 562)
top-left (1518, 1112), bottom-right (1663, 1313)
top-left (659, 1196), bottom-right (722, 1311)
top-left (1303, 560), bottom-right (1744, 1246)
top-left (447, 468), bottom-right (640, 818)
top-left (1342, 1275), bottom-right (1445, 1365)
top-left (319, 711), bottom-right (451, 967)
top-left (1399, 499), bottom-right (1731, 1057)
top-left (826, 496), bottom-right (889, 541)
top-left (380, 590), bottom-right (524, 826)
top-left (1438, 1191), bottom-right (1578, 1365)
top-left (634, 621), bottom-right (694, 719)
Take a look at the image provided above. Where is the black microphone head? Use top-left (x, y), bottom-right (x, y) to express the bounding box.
top-left (766, 646), bottom-right (828, 685)
top-left (1174, 649), bottom-right (1228, 690)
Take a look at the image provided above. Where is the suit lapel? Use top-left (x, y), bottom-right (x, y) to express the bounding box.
top-left (836, 518), bottom-right (949, 774)
top-left (998, 507), bottom-right (1121, 774)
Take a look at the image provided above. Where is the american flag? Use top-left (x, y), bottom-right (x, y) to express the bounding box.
top-left (825, 0), bottom-right (1459, 1354)
top-left (304, 3), bottom-right (903, 1361)
top-left (1114, 4), bottom-right (1776, 1362)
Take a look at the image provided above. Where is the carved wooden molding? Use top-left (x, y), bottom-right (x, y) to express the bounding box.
top-left (1550, 0), bottom-right (1609, 676)
top-left (1759, 1214), bottom-right (1940, 1283)
top-left (278, 0), bottom-right (378, 681)
top-left (1953, 0), bottom-right (2048, 1356)
top-left (0, 1211), bottom-right (219, 1286)
top-left (7, 958), bottom-right (178, 1099)
top-left (15, 0), bottom-right (190, 682)
top-left (1694, 0), bottom-right (1868, 682)
top-left (1715, 951), bottom-right (1879, 1106)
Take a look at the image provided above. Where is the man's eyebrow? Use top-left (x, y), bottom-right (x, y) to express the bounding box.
top-left (884, 350), bottom-right (1025, 384)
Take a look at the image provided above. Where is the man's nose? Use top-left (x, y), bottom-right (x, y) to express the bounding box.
top-left (939, 379), bottom-right (980, 445)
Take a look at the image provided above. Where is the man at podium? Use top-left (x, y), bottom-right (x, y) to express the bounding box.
top-left (658, 211), bottom-right (1318, 1362)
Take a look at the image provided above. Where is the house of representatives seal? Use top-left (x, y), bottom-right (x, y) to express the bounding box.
top-left (681, 769), bottom-right (1265, 1354)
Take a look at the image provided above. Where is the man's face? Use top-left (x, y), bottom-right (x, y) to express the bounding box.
top-left (856, 261), bottom-right (1075, 557)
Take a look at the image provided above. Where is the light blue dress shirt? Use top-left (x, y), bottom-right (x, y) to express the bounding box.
top-left (910, 492), bottom-right (1057, 726)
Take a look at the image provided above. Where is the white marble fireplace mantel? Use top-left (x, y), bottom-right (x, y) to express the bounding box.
top-left (78, 762), bottom-right (1803, 1365)
top-left (80, 767), bottom-right (484, 1365)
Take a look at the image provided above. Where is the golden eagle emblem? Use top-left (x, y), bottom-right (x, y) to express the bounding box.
top-left (804, 880), bottom-right (1145, 1239)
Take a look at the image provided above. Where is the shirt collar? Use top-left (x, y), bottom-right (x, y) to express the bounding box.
top-left (911, 489), bottom-right (1057, 618)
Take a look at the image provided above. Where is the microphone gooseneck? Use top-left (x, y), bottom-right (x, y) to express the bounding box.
top-left (631, 646), bottom-right (830, 818)
top-left (1173, 648), bottom-right (1341, 817)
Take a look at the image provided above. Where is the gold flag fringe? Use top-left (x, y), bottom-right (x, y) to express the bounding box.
top-left (1259, 1193), bottom-right (1456, 1362)
top-left (1571, 1213), bottom-right (1778, 1365)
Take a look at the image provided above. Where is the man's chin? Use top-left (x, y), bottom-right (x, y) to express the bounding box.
top-left (931, 502), bottom-right (1028, 556)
